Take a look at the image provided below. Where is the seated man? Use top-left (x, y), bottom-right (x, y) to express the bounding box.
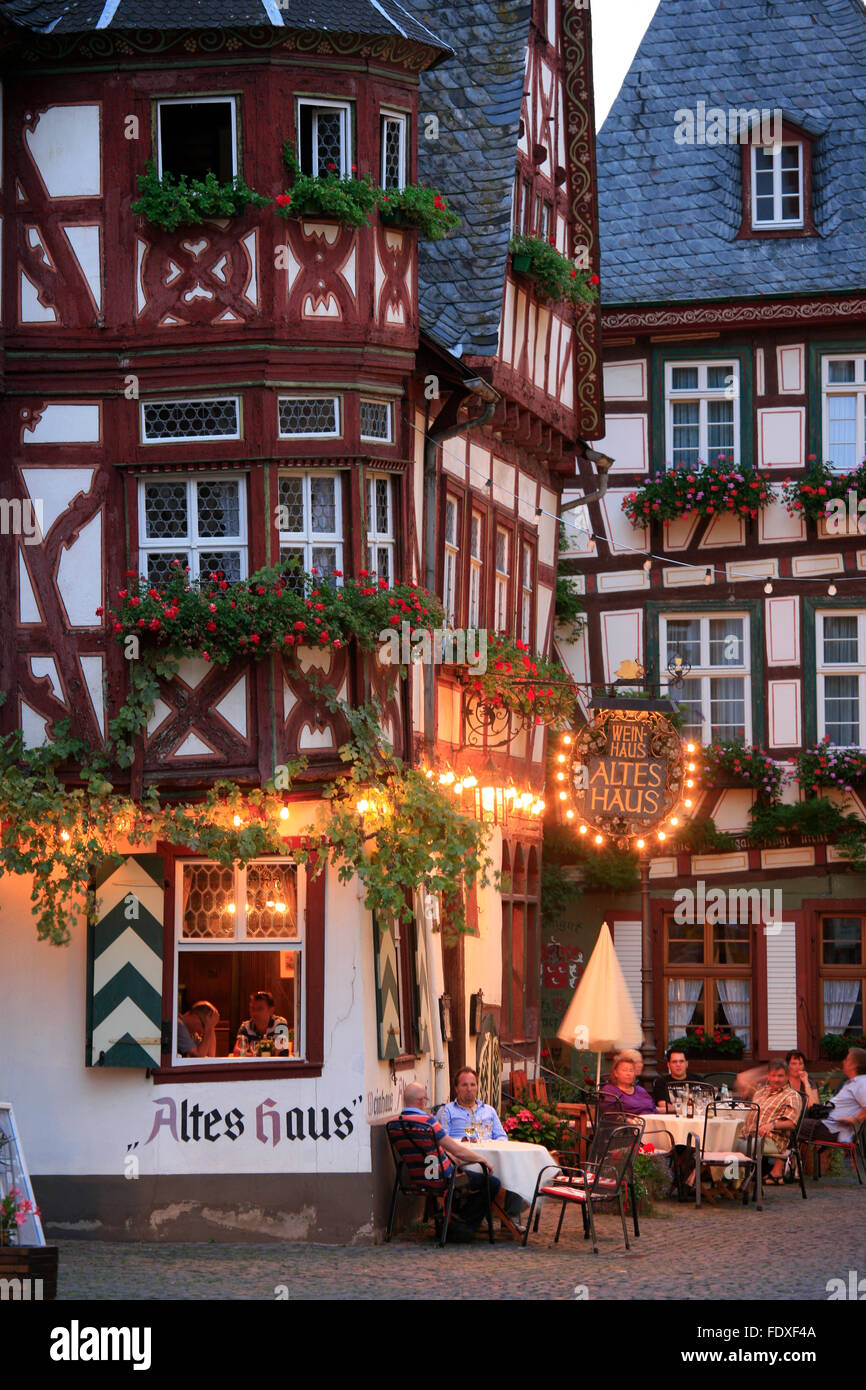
top-left (651, 1044), bottom-right (690, 1110)
top-left (178, 1001), bottom-right (219, 1058)
top-left (800, 1046), bottom-right (866, 1146)
top-left (234, 990), bottom-right (289, 1055)
top-left (436, 1066), bottom-right (508, 1141)
top-left (397, 1082), bottom-right (499, 1239)
top-left (736, 1058), bottom-right (800, 1182)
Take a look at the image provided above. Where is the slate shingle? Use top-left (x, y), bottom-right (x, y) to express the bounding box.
top-left (598, 0), bottom-right (866, 304)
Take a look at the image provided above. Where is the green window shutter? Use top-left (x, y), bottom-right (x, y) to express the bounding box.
top-left (372, 912), bottom-right (402, 1060)
top-left (413, 918), bottom-right (430, 1055)
top-left (86, 855), bottom-right (165, 1068)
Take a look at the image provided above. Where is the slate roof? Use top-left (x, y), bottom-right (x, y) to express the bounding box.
top-left (408, 0), bottom-right (531, 357)
top-left (0, 0), bottom-right (448, 49)
top-left (597, 0), bottom-right (866, 305)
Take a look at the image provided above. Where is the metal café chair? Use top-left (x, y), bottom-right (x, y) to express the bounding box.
top-left (384, 1117), bottom-right (495, 1246)
top-left (773, 1089), bottom-right (809, 1199)
top-left (800, 1114), bottom-right (865, 1186)
top-left (522, 1122), bottom-right (643, 1255)
top-left (686, 1100), bottom-right (763, 1209)
top-left (557, 1102), bottom-right (646, 1236)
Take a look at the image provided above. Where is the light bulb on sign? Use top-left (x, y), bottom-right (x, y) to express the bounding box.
top-left (563, 735), bottom-right (572, 746)
top-left (556, 772), bottom-right (565, 781)
top-left (684, 798), bottom-right (693, 808)
top-left (594, 834), bottom-right (603, 846)
top-left (60, 829), bottom-right (70, 842)
top-left (657, 830), bottom-right (666, 841)
top-left (566, 809), bottom-right (575, 820)
top-left (579, 824), bottom-right (587, 835)
top-left (635, 838), bottom-right (645, 850)
top-left (559, 791), bottom-right (567, 801)
top-left (686, 743), bottom-right (696, 754)
top-left (670, 816), bottom-right (679, 827)
top-left (557, 754), bottom-right (566, 764)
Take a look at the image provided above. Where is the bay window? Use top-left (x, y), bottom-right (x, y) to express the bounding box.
top-left (296, 98), bottom-right (352, 178)
top-left (138, 475), bottom-right (247, 585)
top-left (277, 471), bottom-right (343, 584)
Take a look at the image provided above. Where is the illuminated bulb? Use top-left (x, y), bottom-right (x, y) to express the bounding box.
top-left (686, 778), bottom-right (694, 788)
top-left (439, 770), bottom-right (455, 785)
top-left (356, 799), bottom-right (370, 814)
top-left (764, 581), bottom-right (773, 595)
top-left (275, 902), bottom-right (286, 913)
top-left (566, 809), bottom-right (575, 820)
top-left (594, 834), bottom-right (604, 846)
top-left (686, 743), bottom-right (696, 754)
top-left (280, 805), bottom-right (290, 821)
top-left (60, 829), bottom-right (70, 842)
top-left (563, 735), bottom-right (572, 746)
top-left (225, 903), bottom-right (236, 914)
top-left (688, 762), bottom-right (696, 772)
top-left (454, 782), bottom-right (464, 794)
top-left (556, 771), bottom-right (565, 781)
top-left (704, 568), bottom-right (713, 585)
top-left (425, 768), bottom-right (434, 780)
top-left (266, 899), bottom-right (276, 909)
top-left (579, 824), bottom-right (588, 835)
top-left (828, 584), bottom-right (838, 596)
top-left (557, 754), bottom-right (566, 764)
top-left (503, 785), bottom-right (516, 800)
top-left (657, 831), bottom-right (666, 842)
top-left (520, 792), bottom-right (534, 809)
top-left (463, 774), bottom-right (478, 788)
top-left (670, 817), bottom-right (679, 827)
top-left (684, 798), bottom-right (693, 808)
top-left (559, 791), bottom-right (567, 801)
top-left (537, 799), bottom-right (545, 812)
top-left (635, 838), bottom-right (645, 850)
top-left (233, 814), bottom-right (242, 828)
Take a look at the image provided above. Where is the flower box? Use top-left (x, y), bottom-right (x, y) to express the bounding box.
top-left (511, 252), bottom-right (531, 273)
top-left (0, 1244), bottom-right (59, 1299)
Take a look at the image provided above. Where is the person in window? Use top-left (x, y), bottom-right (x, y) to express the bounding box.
top-left (234, 991), bottom-right (288, 1056)
top-left (178, 1001), bottom-right (219, 1058)
top-left (785, 1050), bottom-right (819, 1107)
top-left (800, 1048), bottom-right (866, 1147)
top-left (599, 1053), bottom-right (657, 1116)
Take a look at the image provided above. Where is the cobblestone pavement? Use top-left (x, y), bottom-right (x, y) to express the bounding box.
top-left (54, 1176), bottom-right (864, 1301)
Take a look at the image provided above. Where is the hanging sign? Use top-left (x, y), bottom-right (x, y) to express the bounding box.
top-left (564, 703), bottom-right (686, 847)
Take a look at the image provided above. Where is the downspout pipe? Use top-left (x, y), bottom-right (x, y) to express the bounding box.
top-left (422, 377), bottom-right (500, 761)
top-left (559, 448), bottom-right (614, 511)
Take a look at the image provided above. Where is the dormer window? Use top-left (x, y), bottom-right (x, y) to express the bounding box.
top-left (751, 143), bottom-right (803, 228)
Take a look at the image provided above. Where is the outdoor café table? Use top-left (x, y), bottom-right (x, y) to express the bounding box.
top-left (463, 1139), bottom-right (557, 1233)
top-left (640, 1108), bottom-right (757, 1203)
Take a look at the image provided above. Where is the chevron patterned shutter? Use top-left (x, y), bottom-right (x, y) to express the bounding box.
top-left (372, 912), bottom-right (402, 1060)
top-left (413, 917), bottom-right (429, 1054)
top-left (86, 855), bottom-right (165, 1068)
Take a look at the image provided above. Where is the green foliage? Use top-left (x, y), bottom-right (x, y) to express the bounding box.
top-left (555, 572), bottom-right (586, 641)
top-left (796, 739), bottom-right (866, 793)
top-left (673, 816), bottom-right (734, 852)
top-left (782, 457), bottom-right (866, 525)
top-left (748, 795), bottom-right (866, 851)
top-left (701, 738), bottom-right (784, 802)
top-left (276, 144), bottom-right (381, 226)
top-left (501, 1099), bottom-right (568, 1146)
top-left (508, 233), bottom-right (599, 305)
top-left (622, 460), bottom-right (775, 526)
top-left (131, 160), bottom-right (268, 231)
top-left (463, 633), bottom-right (575, 725)
top-left (668, 1031), bottom-right (745, 1057)
top-left (541, 859), bottom-right (573, 927)
top-left (632, 1149), bottom-right (671, 1211)
top-left (578, 843), bottom-right (640, 892)
top-left (378, 183), bottom-right (460, 239)
top-left (106, 562), bottom-right (444, 666)
top-left (820, 1032), bottom-right (866, 1060)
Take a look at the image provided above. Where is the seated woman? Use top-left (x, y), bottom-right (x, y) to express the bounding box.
top-left (600, 1053), bottom-right (657, 1116)
top-left (786, 1050), bottom-right (819, 1107)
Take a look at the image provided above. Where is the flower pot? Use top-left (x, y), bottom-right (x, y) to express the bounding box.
top-left (0, 1244), bottom-right (59, 1299)
top-left (511, 253), bottom-right (531, 273)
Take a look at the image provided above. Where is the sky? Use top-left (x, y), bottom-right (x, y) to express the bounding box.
top-left (591, 0), bottom-right (660, 129)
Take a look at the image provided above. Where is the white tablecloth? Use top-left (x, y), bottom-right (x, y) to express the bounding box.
top-left (641, 1109), bottom-right (752, 1151)
top-left (463, 1140), bottom-right (557, 1205)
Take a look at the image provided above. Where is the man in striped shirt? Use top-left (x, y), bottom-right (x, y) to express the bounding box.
top-left (395, 1082), bottom-right (500, 1235)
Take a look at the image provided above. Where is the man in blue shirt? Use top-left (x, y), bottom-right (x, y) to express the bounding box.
top-left (436, 1066), bottom-right (509, 1140)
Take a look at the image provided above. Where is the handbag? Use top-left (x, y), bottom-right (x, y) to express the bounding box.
top-left (806, 1103), bottom-right (831, 1120)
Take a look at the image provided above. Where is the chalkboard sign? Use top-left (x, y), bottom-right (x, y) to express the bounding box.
top-left (0, 1103), bottom-right (45, 1247)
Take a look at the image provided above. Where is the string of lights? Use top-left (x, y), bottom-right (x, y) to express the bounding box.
top-left (405, 412), bottom-right (864, 593)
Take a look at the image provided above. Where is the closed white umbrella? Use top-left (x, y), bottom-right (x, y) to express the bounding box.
top-left (557, 921), bottom-right (643, 1086)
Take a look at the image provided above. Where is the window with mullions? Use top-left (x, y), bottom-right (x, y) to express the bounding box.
top-left (277, 472), bottom-right (343, 585)
top-left (468, 511), bottom-right (484, 628)
top-left (495, 526), bottom-right (511, 632)
top-left (174, 858), bottom-right (304, 1064)
top-left (820, 916), bottom-right (866, 1040)
top-left (665, 914), bottom-right (752, 1052)
top-left (380, 112), bottom-right (407, 190)
top-left (520, 541), bottom-right (534, 646)
top-left (138, 476), bottom-right (246, 585)
top-left (817, 611), bottom-right (866, 747)
top-left (157, 97), bottom-right (237, 183)
top-left (664, 362), bottom-right (739, 470)
top-left (661, 613), bottom-right (750, 742)
top-left (367, 474), bottom-right (395, 582)
top-left (751, 143), bottom-right (803, 228)
top-left (141, 397), bottom-right (240, 443)
top-left (822, 356), bottom-right (866, 474)
top-left (297, 99), bottom-right (351, 178)
top-left (359, 399), bottom-right (393, 444)
top-left (443, 496), bottom-right (460, 626)
top-left (278, 396), bottom-right (341, 439)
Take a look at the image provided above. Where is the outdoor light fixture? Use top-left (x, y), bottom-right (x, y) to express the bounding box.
top-left (704, 568), bottom-right (713, 584)
top-left (280, 805), bottom-right (290, 821)
top-left (463, 774), bottom-right (478, 788)
top-left (764, 581), bottom-right (774, 594)
top-left (635, 838), bottom-right (645, 849)
top-left (356, 799), bottom-right (370, 814)
top-left (828, 583), bottom-right (838, 596)
top-left (594, 833), bottom-right (604, 845)
top-left (233, 814), bottom-right (242, 827)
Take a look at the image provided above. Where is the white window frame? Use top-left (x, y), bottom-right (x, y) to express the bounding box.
top-left (367, 473), bottom-right (395, 581)
top-left (296, 98), bottom-right (352, 179)
top-left (821, 355), bottom-right (866, 475)
top-left (520, 541), bottom-right (534, 646)
top-left (277, 395), bottom-right (342, 440)
top-left (277, 470), bottom-right (344, 577)
top-left (816, 610), bottom-right (866, 749)
top-left (173, 857), bottom-right (306, 1066)
top-left (156, 96), bottom-right (238, 180)
top-left (750, 142), bottom-right (803, 229)
top-left (359, 398), bottom-right (394, 445)
top-left (138, 473), bottom-right (248, 583)
top-left (140, 396), bottom-right (242, 444)
top-left (380, 109), bottom-right (408, 190)
top-left (495, 526), bottom-right (511, 633)
top-left (660, 611), bottom-right (752, 744)
top-left (664, 361), bottom-right (740, 469)
top-left (443, 496), bottom-right (460, 626)
top-left (468, 510), bottom-right (483, 628)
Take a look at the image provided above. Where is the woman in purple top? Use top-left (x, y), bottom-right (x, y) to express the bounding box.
top-left (600, 1054), bottom-right (657, 1116)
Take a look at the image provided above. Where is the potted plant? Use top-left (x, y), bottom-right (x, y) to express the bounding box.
top-left (701, 738), bottom-right (785, 804)
top-left (668, 1029), bottom-right (746, 1060)
top-left (622, 457), bottom-right (776, 527)
top-left (131, 160), bottom-right (269, 231)
top-left (782, 455), bottom-right (866, 527)
top-left (820, 1032), bottom-right (866, 1061)
top-left (507, 233), bottom-right (599, 304)
top-left (501, 1099), bottom-right (568, 1147)
top-left (377, 184), bottom-right (460, 239)
top-left (0, 1188), bottom-right (58, 1298)
top-left (796, 740), bottom-right (866, 794)
top-left (275, 143), bottom-right (381, 227)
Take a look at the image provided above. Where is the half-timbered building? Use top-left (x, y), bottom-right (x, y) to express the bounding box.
top-left (0, 0), bottom-right (602, 1240)
top-left (557, 0), bottom-right (866, 1072)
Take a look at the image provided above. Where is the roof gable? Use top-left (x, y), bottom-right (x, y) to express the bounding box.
top-left (597, 0), bottom-right (866, 305)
